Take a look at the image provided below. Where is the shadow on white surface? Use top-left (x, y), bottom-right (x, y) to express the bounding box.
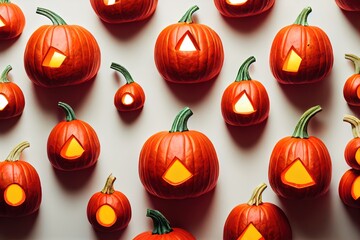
top-left (0, 209), bottom-right (39, 239)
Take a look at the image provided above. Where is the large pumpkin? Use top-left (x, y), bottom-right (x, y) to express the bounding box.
top-left (47, 102), bottom-right (101, 171)
top-left (0, 0), bottom-right (25, 39)
top-left (343, 114), bottom-right (360, 170)
top-left (268, 105), bottom-right (332, 199)
top-left (138, 107), bottom-right (219, 199)
top-left (214, 0), bottom-right (275, 18)
top-left (221, 56), bottom-right (270, 126)
top-left (223, 183), bottom-right (292, 240)
top-left (335, 0), bottom-right (360, 11)
top-left (343, 54), bottom-right (360, 106)
top-left (23, 7), bottom-right (101, 88)
top-left (0, 141), bottom-right (42, 217)
top-left (154, 5), bottom-right (224, 84)
top-left (269, 7), bottom-right (333, 84)
top-left (339, 169), bottom-right (360, 208)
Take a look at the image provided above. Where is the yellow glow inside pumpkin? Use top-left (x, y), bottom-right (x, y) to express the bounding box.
top-left (226, 0), bottom-right (248, 5)
top-left (60, 136), bottom-right (85, 160)
top-left (96, 205), bottom-right (117, 227)
top-left (104, 0), bottom-right (119, 5)
top-left (351, 176), bottom-right (360, 200)
top-left (355, 148), bottom-right (360, 166)
top-left (42, 47), bottom-right (66, 68)
top-left (282, 49), bottom-right (302, 73)
top-left (122, 93), bottom-right (134, 105)
top-left (237, 223), bottom-right (264, 240)
top-left (0, 16), bottom-right (6, 27)
top-left (162, 158), bottom-right (193, 186)
top-left (176, 31), bottom-right (199, 52)
top-left (4, 184), bottom-right (26, 207)
top-left (281, 159), bottom-right (316, 188)
top-left (234, 92), bottom-right (255, 114)
top-left (356, 86), bottom-right (360, 100)
top-left (0, 94), bottom-right (9, 111)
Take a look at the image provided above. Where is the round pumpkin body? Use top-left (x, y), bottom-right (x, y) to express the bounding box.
top-left (336, 0), bottom-right (360, 11)
top-left (90, 0), bottom-right (157, 23)
top-left (269, 7), bottom-right (333, 84)
top-left (214, 0), bottom-right (275, 18)
top-left (343, 54), bottom-right (360, 106)
top-left (343, 115), bottom-right (360, 170)
top-left (0, 0), bottom-right (25, 39)
top-left (24, 8), bottom-right (101, 88)
top-left (339, 169), bottom-right (360, 208)
top-left (154, 5), bottom-right (224, 84)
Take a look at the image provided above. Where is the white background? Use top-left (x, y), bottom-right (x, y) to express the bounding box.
top-left (0, 0), bottom-right (359, 239)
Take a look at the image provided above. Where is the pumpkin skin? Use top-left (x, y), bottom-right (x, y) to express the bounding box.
top-left (154, 5), bottom-right (224, 84)
top-left (268, 105), bottom-right (332, 199)
top-left (221, 56), bottom-right (270, 126)
top-left (138, 107), bottom-right (219, 199)
top-left (223, 183), bottom-right (292, 240)
top-left (343, 115), bottom-right (360, 170)
top-left (339, 169), bottom-right (360, 208)
top-left (23, 7), bottom-right (101, 88)
top-left (0, 0), bottom-right (25, 39)
top-left (214, 0), bottom-right (275, 18)
top-left (47, 102), bottom-right (101, 171)
top-left (87, 174), bottom-right (131, 232)
top-left (0, 65), bottom-right (25, 119)
top-left (0, 141), bottom-right (42, 217)
top-left (133, 209), bottom-right (196, 239)
top-left (90, 0), bottom-right (158, 24)
top-left (269, 7), bottom-right (333, 84)
top-left (343, 54), bottom-right (360, 106)
top-left (335, 0), bottom-right (360, 11)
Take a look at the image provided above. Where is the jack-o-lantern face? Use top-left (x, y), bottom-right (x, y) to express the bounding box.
top-left (339, 169), bottom-right (360, 208)
top-left (214, 0), bottom-right (275, 18)
top-left (162, 157), bottom-right (193, 186)
top-left (280, 158), bottom-right (316, 188)
top-left (0, 0), bottom-right (25, 40)
top-left (343, 115), bottom-right (360, 170)
top-left (343, 54), bottom-right (360, 106)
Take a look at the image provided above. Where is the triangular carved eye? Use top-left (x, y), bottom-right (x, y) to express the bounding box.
top-left (0, 16), bottom-right (6, 27)
top-left (104, 0), bottom-right (120, 5)
top-left (60, 135), bottom-right (85, 160)
top-left (233, 91), bottom-right (255, 115)
top-left (162, 158), bottom-right (193, 186)
top-left (282, 48), bottom-right (302, 73)
top-left (0, 94), bottom-right (9, 111)
top-left (42, 47), bottom-right (67, 68)
top-left (351, 176), bottom-right (360, 200)
top-left (226, 0), bottom-right (248, 5)
top-left (121, 93), bottom-right (134, 106)
top-left (281, 159), bottom-right (316, 188)
top-left (237, 223), bottom-right (264, 240)
top-left (175, 31), bottom-right (200, 52)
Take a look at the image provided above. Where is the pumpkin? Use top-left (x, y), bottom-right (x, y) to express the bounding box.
top-left (138, 107), bottom-right (219, 199)
top-left (214, 0), bottom-right (275, 18)
top-left (335, 0), bottom-right (360, 11)
top-left (0, 0), bottom-right (25, 39)
top-left (47, 102), bottom-right (101, 171)
top-left (343, 114), bottom-right (360, 170)
top-left (90, 0), bottom-right (158, 24)
top-left (221, 56), bottom-right (270, 126)
top-left (223, 183), bottom-right (292, 240)
top-left (339, 169), bottom-right (360, 208)
top-left (87, 174), bottom-right (131, 232)
top-left (268, 105), bottom-right (332, 199)
top-left (133, 209), bottom-right (196, 239)
top-left (23, 7), bottom-right (101, 88)
top-left (343, 54), bottom-right (360, 106)
top-left (0, 65), bottom-right (25, 119)
top-left (0, 141), bottom-right (42, 217)
top-left (111, 62), bottom-right (145, 112)
top-left (269, 7), bottom-right (333, 84)
top-left (154, 5), bottom-right (224, 84)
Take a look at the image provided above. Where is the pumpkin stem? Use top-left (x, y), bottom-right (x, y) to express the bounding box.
top-left (292, 105), bottom-right (322, 139)
top-left (58, 102), bottom-right (77, 122)
top-left (110, 62), bottom-right (134, 84)
top-left (6, 141), bottom-right (30, 162)
top-left (235, 56), bottom-right (256, 82)
top-left (146, 209), bottom-right (173, 235)
top-left (178, 5), bottom-right (199, 23)
top-left (101, 174), bottom-right (116, 194)
top-left (294, 6), bottom-right (312, 26)
top-left (247, 183), bottom-right (267, 206)
top-left (170, 107), bottom-right (193, 133)
top-left (0, 0), bottom-right (11, 3)
top-left (0, 65), bottom-right (12, 83)
top-left (343, 114), bottom-right (360, 138)
top-left (345, 54), bottom-right (360, 74)
top-left (36, 7), bottom-right (67, 25)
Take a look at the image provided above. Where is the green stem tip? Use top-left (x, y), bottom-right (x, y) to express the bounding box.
top-left (247, 183), bottom-right (267, 206)
top-left (110, 62), bottom-right (134, 84)
top-left (235, 56), bottom-right (256, 82)
top-left (345, 54), bottom-right (360, 74)
top-left (146, 209), bottom-right (173, 235)
top-left (343, 114), bottom-right (360, 138)
top-left (58, 102), bottom-right (77, 122)
top-left (170, 107), bottom-right (193, 133)
top-left (294, 6), bottom-right (312, 26)
top-left (101, 174), bottom-right (116, 194)
top-left (36, 7), bottom-right (67, 25)
top-left (178, 5), bottom-right (199, 23)
top-left (0, 65), bottom-right (12, 83)
top-left (6, 141), bottom-right (30, 161)
top-left (292, 105), bottom-right (322, 139)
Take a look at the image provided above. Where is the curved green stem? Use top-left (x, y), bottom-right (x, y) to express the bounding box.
top-left (247, 183), bottom-right (267, 206)
top-left (36, 7), bottom-right (67, 25)
top-left (344, 114), bottom-right (360, 138)
top-left (235, 56), bottom-right (256, 82)
top-left (345, 54), bottom-right (360, 74)
top-left (110, 62), bottom-right (134, 84)
top-left (58, 102), bottom-right (77, 121)
top-left (292, 105), bottom-right (322, 139)
top-left (0, 0), bottom-right (11, 3)
top-left (6, 141), bottom-right (30, 161)
top-left (294, 6), bottom-right (312, 26)
top-left (170, 107), bottom-right (193, 133)
top-left (178, 5), bottom-right (199, 23)
top-left (0, 65), bottom-right (12, 83)
top-left (101, 174), bottom-right (116, 194)
top-left (146, 209), bottom-right (173, 235)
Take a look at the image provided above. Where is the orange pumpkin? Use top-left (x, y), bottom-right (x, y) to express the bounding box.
top-left (0, 0), bottom-right (25, 39)
top-left (47, 102), bottom-right (101, 171)
top-left (343, 114), bottom-right (360, 170)
top-left (154, 5), bottom-right (224, 84)
top-left (335, 0), bottom-right (360, 11)
top-left (214, 0), bottom-right (275, 18)
top-left (0, 65), bottom-right (25, 119)
top-left (0, 141), bottom-right (42, 217)
top-left (221, 56), bottom-right (270, 126)
top-left (343, 54), bottom-right (360, 106)
top-left (138, 107), bottom-right (219, 199)
top-left (223, 183), bottom-right (292, 240)
top-left (268, 105), bottom-right (332, 199)
top-left (339, 169), bottom-right (360, 208)
top-left (24, 7), bottom-right (101, 88)
top-left (269, 7), bottom-right (333, 84)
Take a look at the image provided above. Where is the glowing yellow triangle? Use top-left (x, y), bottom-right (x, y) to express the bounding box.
top-left (282, 49), bottom-right (302, 73)
top-left (0, 94), bottom-right (9, 111)
top-left (162, 158), bottom-right (193, 186)
top-left (351, 176), bottom-right (360, 200)
top-left (42, 47), bottom-right (66, 68)
top-left (281, 159), bottom-right (315, 188)
top-left (60, 136), bottom-right (85, 159)
top-left (234, 92), bottom-right (255, 114)
top-left (238, 223), bottom-right (264, 240)
top-left (179, 34), bottom-right (197, 51)
top-left (0, 17), bottom-right (5, 27)
top-left (122, 93), bottom-right (134, 105)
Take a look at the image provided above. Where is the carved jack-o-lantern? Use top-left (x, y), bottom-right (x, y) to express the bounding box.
top-left (138, 107), bottom-right (219, 199)
top-left (0, 0), bottom-right (25, 39)
top-left (214, 0), bottom-right (275, 18)
top-left (343, 114), bottom-right (360, 170)
top-left (335, 0), bottom-right (360, 11)
top-left (343, 54), bottom-right (360, 106)
top-left (339, 169), bottom-right (360, 208)
top-left (268, 105), bottom-right (332, 199)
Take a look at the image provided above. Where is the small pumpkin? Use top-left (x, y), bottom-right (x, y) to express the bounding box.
top-left (138, 107), bottom-right (219, 199)
top-left (268, 105), bottom-right (332, 199)
top-left (343, 114), bottom-right (360, 170)
top-left (269, 7), bottom-right (333, 84)
top-left (154, 5), bottom-right (224, 84)
top-left (223, 183), bottom-right (292, 240)
top-left (214, 0), bottom-right (275, 18)
top-left (90, 0), bottom-right (158, 24)
top-left (339, 169), bottom-right (360, 208)
top-left (111, 62), bottom-right (145, 112)
top-left (47, 102), bottom-right (101, 171)
top-left (343, 54), bottom-right (360, 106)
top-left (0, 141), bottom-right (42, 217)
top-left (133, 209), bottom-right (196, 239)
top-left (87, 174), bottom-right (131, 232)
top-left (335, 0), bottom-right (360, 11)
top-left (23, 7), bottom-right (101, 88)
top-left (0, 0), bottom-right (25, 39)
top-left (221, 56), bottom-right (270, 126)
top-left (0, 65), bottom-right (25, 119)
